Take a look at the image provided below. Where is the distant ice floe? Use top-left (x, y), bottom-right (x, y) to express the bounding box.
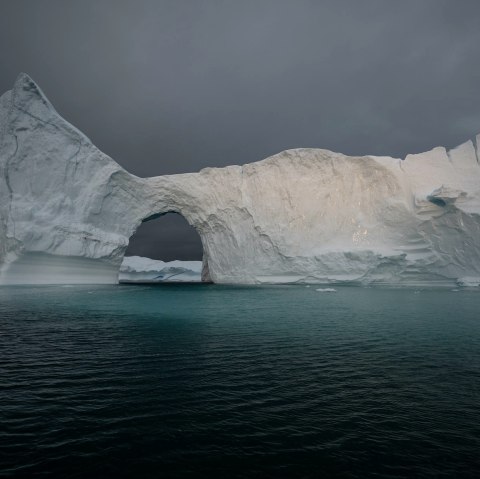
top-left (315, 288), bottom-right (337, 293)
top-left (119, 256), bottom-right (202, 283)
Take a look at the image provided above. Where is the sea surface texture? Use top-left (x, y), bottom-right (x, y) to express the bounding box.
top-left (1, 285), bottom-right (480, 478)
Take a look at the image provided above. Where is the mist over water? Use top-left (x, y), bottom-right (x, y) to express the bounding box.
top-left (1, 284), bottom-right (480, 478)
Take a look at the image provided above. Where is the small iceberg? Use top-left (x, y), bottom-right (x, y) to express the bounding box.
top-left (119, 256), bottom-right (202, 283)
top-left (456, 277), bottom-right (480, 287)
top-left (315, 288), bottom-right (337, 293)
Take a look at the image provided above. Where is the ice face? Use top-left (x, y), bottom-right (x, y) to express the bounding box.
top-left (1, 73), bottom-right (480, 286)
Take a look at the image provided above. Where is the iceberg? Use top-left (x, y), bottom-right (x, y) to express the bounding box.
top-left (1, 73), bottom-right (480, 286)
top-left (119, 256), bottom-right (202, 283)
top-left (456, 277), bottom-right (480, 288)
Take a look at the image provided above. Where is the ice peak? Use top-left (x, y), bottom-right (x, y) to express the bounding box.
top-left (13, 72), bottom-right (55, 112)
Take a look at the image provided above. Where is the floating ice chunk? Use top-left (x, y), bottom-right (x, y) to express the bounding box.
top-left (315, 288), bottom-right (337, 293)
top-left (456, 277), bottom-right (480, 287)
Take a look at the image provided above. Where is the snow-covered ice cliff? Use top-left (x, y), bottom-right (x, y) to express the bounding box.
top-left (119, 256), bottom-right (202, 283)
top-left (1, 73), bottom-right (480, 286)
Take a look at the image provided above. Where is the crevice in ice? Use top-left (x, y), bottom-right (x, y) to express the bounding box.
top-left (473, 135), bottom-right (480, 164)
top-left (4, 133), bottom-right (19, 237)
top-left (427, 197), bottom-right (446, 207)
top-left (17, 106), bottom-right (62, 133)
top-left (445, 148), bottom-right (453, 164)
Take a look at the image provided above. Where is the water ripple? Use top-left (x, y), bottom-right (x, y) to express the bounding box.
top-left (1, 285), bottom-right (480, 477)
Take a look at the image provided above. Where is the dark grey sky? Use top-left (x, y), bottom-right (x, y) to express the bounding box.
top-left (1, 0), bottom-right (480, 260)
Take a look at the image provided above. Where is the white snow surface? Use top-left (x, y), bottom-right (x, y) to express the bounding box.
top-left (1, 73), bottom-right (480, 286)
top-left (119, 256), bottom-right (202, 282)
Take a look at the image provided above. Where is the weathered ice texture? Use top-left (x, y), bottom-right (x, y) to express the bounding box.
top-left (1, 73), bottom-right (480, 285)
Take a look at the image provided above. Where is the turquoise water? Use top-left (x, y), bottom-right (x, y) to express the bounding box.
top-left (1, 284), bottom-right (480, 478)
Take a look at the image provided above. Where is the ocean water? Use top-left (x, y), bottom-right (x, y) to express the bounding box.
top-left (1, 284), bottom-right (480, 478)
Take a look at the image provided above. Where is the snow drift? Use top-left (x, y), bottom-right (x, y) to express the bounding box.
top-left (1, 73), bottom-right (480, 286)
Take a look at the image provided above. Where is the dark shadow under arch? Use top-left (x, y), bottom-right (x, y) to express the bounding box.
top-left (125, 212), bottom-right (203, 262)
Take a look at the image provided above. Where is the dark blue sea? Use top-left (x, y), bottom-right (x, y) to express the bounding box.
top-left (1, 284), bottom-right (480, 478)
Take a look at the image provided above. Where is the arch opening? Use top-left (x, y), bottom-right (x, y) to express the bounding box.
top-left (120, 212), bottom-right (210, 283)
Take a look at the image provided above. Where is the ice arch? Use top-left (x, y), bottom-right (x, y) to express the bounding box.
top-left (0, 74), bottom-right (216, 284)
top-left (124, 211), bottom-right (209, 282)
top-left (2, 73), bottom-right (480, 286)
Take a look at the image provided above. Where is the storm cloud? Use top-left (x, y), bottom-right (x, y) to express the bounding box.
top-left (1, 0), bottom-right (480, 259)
